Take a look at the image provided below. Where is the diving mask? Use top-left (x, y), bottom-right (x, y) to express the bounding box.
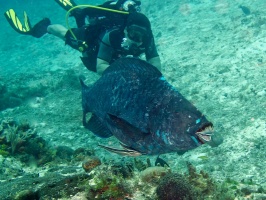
top-left (121, 37), bottom-right (142, 51)
top-left (126, 25), bottom-right (148, 42)
top-left (121, 30), bottom-right (143, 50)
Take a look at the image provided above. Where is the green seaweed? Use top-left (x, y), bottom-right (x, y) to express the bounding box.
top-left (0, 144), bottom-right (9, 156)
top-left (186, 163), bottom-right (236, 200)
top-left (134, 157), bottom-right (151, 171)
top-left (0, 149), bottom-right (9, 157)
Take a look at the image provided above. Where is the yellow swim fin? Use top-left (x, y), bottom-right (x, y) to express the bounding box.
top-left (54, 0), bottom-right (77, 11)
top-left (4, 9), bottom-right (51, 38)
top-left (4, 9), bottom-right (31, 35)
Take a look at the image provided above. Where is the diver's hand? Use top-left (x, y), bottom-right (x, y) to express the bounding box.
top-left (96, 58), bottom-right (109, 75)
top-left (148, 56), bottom-right (161, 72)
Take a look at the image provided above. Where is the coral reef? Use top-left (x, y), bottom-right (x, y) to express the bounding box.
top-left (0, 122), bottom-right (264, 200)
top-left (156, 173), bottom-right (196, 200)
top-left (1, 118), bottom-right (36, 154)
top-left (86, 169), bottom-right (133, 200)
top-left (140, 166), bottom-right (171, 184)
top-left (187, 162), bottom-right (215, 196)
top-left (109, 161), bottom-right (134, 178)
top-left (154, 163), bottom-right (238, 200)
top-left (185, 163), bottom-right (236, 200)
top-left (0, 142), bottom-right (264, 200)
top-left (134, 157), bottom-right (152, 171)
top-left (0, 118), bottom-right (99, 169)
top-left (82, 156), bottom-right (101, 172)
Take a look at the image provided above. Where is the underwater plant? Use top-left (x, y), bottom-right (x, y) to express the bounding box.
top-left (0, 118), bottom-right (36, 154)
top-left (140, 166), bottom-right (171, 184)
top-left (154, 162), bottom-right (236, 200)
top-left (86, 169), bottom-right (133, 200)
top-left (109, 161), bottom-right (134, 178)
top-left (134, 157), bottom-right (152, 171)
top-left (187, 162), bottom-right (215, 196)
top-left (186, 163), bottom-right (236, 200)
top-left (0, 118), bottom-right (55, 166)
top-left (5, 124), bottom-right (33, 154)
top-left (0, 149), bottom-right (9, 157)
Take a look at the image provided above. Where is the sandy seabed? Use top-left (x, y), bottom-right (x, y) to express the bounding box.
top-left (0, 0), bottom-right (265, 199)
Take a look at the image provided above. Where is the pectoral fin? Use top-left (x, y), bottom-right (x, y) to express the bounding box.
top-left (83, 113), bottom-right (112, 138)
top-left (108, 113), bottom-right (149, 138)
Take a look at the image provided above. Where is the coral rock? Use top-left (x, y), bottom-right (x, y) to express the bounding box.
top-left (82, 156), bottom-right (101, 172)
top-left (156, 173), bottom-right (196, 200)
top-left (140, 166), bottom-right (170, 183)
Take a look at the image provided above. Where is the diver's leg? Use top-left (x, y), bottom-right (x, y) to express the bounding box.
top-left (47, 24), bottom-right (68, 40)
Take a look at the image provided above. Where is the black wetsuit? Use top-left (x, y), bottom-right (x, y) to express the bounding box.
top-left (65, 26), bottom-right (158, 72)
top-left (64, 1), bottom-right (156, 72)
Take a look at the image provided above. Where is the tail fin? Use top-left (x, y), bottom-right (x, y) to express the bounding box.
top-left (30, 18), bottom-right (51, 38)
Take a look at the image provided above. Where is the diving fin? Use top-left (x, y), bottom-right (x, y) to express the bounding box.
top-left (4, 9), bottom-right (50, 38)
top-left (30, 18), bottom-right (51, 38)
top-left (54, 0), bottom-right (77, 11)
top-left (4, 9), bottom-right (31, 35)
top-left (54, 0), bottom-right (85, 27)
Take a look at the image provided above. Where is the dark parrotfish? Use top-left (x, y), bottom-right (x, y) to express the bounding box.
top-left (81, 58), bottom-right (218, 156)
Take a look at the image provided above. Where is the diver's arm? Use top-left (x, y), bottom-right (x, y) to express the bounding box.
top-left (145, 32), bottom-right (161, 71)
top-left (97, 32), bottom-right (113, 75)
top-left (97, 58), bottom-right (109, 75)
top-left (148, 56), bottom-right (161, 71)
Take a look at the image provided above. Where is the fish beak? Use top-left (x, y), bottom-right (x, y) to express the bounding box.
top-left (195, 122), bottom-right (223, 147)
top-left (195, 125), bottom-right (214, 144)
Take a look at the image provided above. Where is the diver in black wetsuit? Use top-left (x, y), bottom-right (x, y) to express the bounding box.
top-left (4, 0), bottom-right (161, 75)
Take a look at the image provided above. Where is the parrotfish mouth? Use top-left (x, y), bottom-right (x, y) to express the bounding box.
top-left (195, 122), bottom-right (214, 144)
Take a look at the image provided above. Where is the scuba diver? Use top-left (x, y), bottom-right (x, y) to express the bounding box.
top-left (4, 0), bottom-right (161, 75)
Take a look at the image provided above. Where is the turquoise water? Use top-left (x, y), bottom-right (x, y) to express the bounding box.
top-left (0, 0), bottom-right (265, 199)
